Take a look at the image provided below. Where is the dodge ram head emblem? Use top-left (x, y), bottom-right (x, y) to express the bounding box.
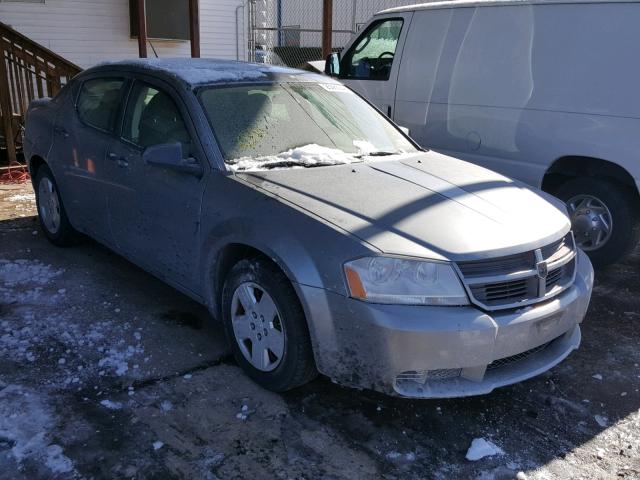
top-left (536, 260), bottom-right (549, 279)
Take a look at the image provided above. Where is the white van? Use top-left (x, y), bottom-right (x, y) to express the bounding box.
top-left (325, 0), bottom-right (640, 267)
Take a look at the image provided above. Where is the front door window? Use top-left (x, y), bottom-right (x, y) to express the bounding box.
top-left (343, 19), bottom-right (404, 81)
top-left (122, 82), bottom-right (192, 157)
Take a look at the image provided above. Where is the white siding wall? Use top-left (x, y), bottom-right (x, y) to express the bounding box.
top-left (0, 0), bottom-right (247, 69)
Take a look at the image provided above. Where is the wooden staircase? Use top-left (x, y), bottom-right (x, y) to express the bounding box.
top-left (0, 21), bottom-right (81, 166)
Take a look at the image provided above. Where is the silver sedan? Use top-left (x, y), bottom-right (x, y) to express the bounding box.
top-left (24, 59), bottom-right (594, 398)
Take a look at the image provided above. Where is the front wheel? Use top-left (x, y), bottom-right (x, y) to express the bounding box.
top-left (34, 164), bottom-right (79, 246)
top-left (221, 258), bottom-right (317, 391)
top-left (555, 177), bottom-right (640, 267)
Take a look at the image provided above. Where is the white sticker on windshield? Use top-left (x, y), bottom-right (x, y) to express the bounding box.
top-left (319, 83), bottom-right (349, 93)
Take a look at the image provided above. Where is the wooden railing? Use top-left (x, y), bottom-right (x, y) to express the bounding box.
top-left (0, 21), bottom-right (82, 165)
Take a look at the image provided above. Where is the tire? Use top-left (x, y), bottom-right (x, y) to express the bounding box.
top-left (555, 177), bottom-right (640, 267)
top-left (34, 164), bottom-right (79, 246)
top-left (221, 258), bottom-right (317, 391)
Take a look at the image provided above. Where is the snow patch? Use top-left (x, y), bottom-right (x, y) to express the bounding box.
top-left (0, 259), bottom-right (63, 287)
top-left (153, 441), bottom-right (164, 451)
top-left (465, 438), bottom-right (505, 461)
top-left (6, 193), bottom-right (36, 203)
top-left (100, 399), bottom-right (123, 410)
top-left (0, 385), bottom-right (75, 475)
top-left (385, 451), bottom-right (416, 462)
top-left (227, 144), bottom-right (360, 172)
top-left (594, 415), bottom-right (608, 427)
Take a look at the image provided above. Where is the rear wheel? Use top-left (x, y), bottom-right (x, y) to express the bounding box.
top-left (555, 177), bottom-right (640, 267)
top-left (34, 164), bottom-right (79, 246)
top-left (221, 258), bottom-right (317, 391)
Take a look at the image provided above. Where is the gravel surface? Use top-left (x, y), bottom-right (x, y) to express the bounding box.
top-left (0, 183), bottom-right (638, 480)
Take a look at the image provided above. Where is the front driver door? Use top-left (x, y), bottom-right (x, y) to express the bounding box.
top-left (339, 15), bottom-right (411, 120)
top-left (104, 78), bottom-right (207, 292)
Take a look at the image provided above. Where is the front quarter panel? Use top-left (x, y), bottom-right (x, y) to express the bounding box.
top-left (199, 173), bottom-right (376, 310)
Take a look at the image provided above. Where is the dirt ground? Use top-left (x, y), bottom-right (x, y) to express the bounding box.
top-left (0, 182), bottom-right (638, 480)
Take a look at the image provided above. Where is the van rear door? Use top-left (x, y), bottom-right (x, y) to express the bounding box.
top-left (338, 13), bottom-right (412, 120)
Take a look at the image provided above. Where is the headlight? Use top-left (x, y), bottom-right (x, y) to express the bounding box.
top-left (343, 256), bottom-right (469, 306)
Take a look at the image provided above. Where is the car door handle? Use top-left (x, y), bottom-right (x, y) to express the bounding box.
top-left (108, 152), bottom-right (128, 168)
top-left (54, 126), bottom-right (69, 138)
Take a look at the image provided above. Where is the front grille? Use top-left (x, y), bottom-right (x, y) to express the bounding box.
top-left (457, 233), bottom-right (577, 311)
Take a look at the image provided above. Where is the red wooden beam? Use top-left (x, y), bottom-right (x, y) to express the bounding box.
top-left (137, 0), bottom-right (147, 58)
top-left (322, 0), bottom-right (333, 59)
top-left (189, 0), bottom-right (200, 58)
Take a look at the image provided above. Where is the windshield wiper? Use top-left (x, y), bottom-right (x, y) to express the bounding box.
top-left (355, 150), bottom-right (400, 158)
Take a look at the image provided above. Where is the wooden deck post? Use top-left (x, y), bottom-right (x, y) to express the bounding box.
top-left (189, 0), bottom-right (200, 58)
top-left (322, 0), bottom-right (333, 59)
top-left (137, 0), bottom-right (148, 58)
top-left (0, 43), bottom-right (17, 164)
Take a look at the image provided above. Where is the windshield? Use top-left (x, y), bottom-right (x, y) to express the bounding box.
top-left (199, 82), bottom-right (417, 171)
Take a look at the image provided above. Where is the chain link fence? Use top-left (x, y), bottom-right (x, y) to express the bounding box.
top-left (248, 0), bottom-right (419, 68)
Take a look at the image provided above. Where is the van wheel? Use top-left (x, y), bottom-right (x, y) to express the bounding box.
top-left (555, 177), bottom-right (640, 267)
top-left (221, 258), bottom-right (317, 392)
top-left (34, 164), bottom-right (79, 246)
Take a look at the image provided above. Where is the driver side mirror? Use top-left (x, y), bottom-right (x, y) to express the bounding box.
top-left (142, 142), bottom-right (203, 177)
top-left (325, 52), bottom-right (340, 77)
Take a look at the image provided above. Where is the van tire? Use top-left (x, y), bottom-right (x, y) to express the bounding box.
top-left (555, 177), bottom-right (640, 267)
top-left (221, 258), bottom-right (317, 392)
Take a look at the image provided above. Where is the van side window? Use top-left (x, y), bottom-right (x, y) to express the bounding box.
top-left (77, 78), bottom-right (126, 132)
top-left (342, 19), bottom-right (403, 81)
top-left (122, 82), bottom-right (192, 157)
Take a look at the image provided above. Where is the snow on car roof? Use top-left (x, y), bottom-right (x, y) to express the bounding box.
top-left (93, 58), bottom-right (330, 87)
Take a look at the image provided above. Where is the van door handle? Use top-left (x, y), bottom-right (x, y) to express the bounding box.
top-left (386, 105), bottom-right (392, 118)
top-left (54, 126), bottom-right (69, 138)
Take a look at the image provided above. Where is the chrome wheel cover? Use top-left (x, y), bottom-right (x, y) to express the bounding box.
top-left (231, 282), bottom-right (285, 372)
top-left (38, 177), bottom-right (61, 234)
top-left (566, 194), bottom-right (613, 251)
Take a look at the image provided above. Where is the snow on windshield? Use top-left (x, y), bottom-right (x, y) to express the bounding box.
top-left (227, 143), bottom-right (363, 172)
top-left (226, 141), bottom-right (412, 172)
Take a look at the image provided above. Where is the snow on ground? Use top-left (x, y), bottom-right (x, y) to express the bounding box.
top-left (6, 193), bottom-right (35, 204)
top-left (0, 385), bottom-right (75, 475)
top-left (465, 438), bottom-right (505, 461)
top-left (0, 187), bottom-right (36, 219)
top-left (0, 257), bottom-right (145, 387)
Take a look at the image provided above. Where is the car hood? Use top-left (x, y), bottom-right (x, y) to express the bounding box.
top-left (237, 151), bottom-right (570, 261)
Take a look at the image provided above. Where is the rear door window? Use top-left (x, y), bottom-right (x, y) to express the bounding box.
top-left (77, 78), bottom-right (126, 132)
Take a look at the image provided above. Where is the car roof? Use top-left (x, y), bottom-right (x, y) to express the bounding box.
top-left (380, 0), bottom-right (639, 14)
top-left (84, 58), bottom-right (335, 88)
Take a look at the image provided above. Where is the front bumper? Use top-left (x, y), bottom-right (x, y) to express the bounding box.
top-left (299, 249), bottom-right (594, 398)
